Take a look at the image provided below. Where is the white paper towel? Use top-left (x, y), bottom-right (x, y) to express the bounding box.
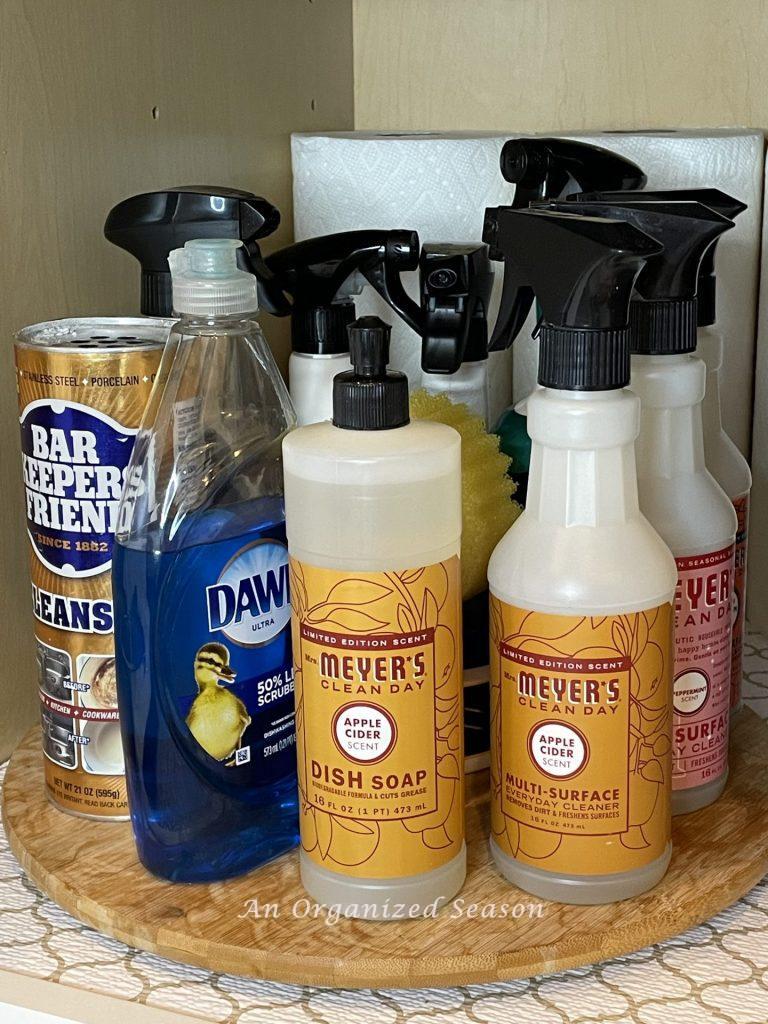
top-left (292, 130), bottom-right (763, 444)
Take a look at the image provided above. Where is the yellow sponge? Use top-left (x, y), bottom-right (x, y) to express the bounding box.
top-left (410, 391), bottom-right (521, 599)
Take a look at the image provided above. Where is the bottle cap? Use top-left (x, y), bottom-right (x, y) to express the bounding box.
top-left (168, 239), bottom-right (258, 316)
top-left (292, 304), bottom-right (356, 354)
top-left (333, 317), bottom-right (410, 430)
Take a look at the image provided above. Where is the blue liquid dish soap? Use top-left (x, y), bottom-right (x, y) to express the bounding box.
top-left (113, 237), bottom-right (299, 883)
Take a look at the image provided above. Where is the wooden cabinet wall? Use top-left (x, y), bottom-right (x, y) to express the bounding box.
top-left (353, 0), bottom-right (768, 133)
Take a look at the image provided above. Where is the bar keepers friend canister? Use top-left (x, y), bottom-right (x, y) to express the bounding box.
top-left (14, 317), bottom-right (169, 818)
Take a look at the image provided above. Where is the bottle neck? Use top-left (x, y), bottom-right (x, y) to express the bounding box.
top-left (632, 353), bottom-right (707, 479)
top-left (175, 312), bottom-right (259, 332)
top-left (525, 387), bottom-right (641, 527)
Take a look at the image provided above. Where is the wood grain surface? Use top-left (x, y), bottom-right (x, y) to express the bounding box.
top-left (3, 711), bottom-right (767, 990)
top-left (353, 0), bottom-right (768, 133)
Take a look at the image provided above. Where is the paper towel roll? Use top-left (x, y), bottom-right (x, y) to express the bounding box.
top-left (292, 130), bottom-right (763, 444)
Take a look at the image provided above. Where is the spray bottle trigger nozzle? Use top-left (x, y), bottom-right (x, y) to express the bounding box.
top-left (483, 211), bottom-right (536, 351)
top-left (418, 243), bottom-right (494, 374)
top-left (240, 241), bottom-right (292, 317)
top-left (488, 280), bottom-right (535, 351)
top-left (361, 255), bottom-right (422, 335)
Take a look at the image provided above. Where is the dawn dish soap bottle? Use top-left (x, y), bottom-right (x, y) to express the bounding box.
top-left (113, 238), bottom-right (299, 883)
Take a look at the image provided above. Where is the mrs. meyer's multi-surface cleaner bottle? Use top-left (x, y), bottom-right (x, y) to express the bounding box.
top-left (113, 238), bottom-right (298, 882)
top-left (484, 207), bottom-right (677, 904)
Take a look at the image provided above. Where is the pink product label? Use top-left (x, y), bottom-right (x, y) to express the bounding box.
top-left (672, 545), bottom-right (735, 791)
top-left (730, 493), bottom-right (750, 710)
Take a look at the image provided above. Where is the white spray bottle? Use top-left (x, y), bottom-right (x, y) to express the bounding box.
top-left (484, 206), bottom-right (676, 904)
top-left (562, 197), bottom-right (737, 815)
top-left (578, 188), bottom-right (752, 715)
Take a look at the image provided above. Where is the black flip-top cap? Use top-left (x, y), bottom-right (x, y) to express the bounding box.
top-left (333, 317), bottom-right (410, 430)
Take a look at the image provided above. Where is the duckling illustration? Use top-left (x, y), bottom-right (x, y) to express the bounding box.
top-left (186, 643), bottom-right (251, 764)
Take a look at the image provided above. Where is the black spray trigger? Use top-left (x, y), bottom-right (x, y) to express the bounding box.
top-left (239, 241), bottom-right (292, 317)
top-left (419, 243), bottom-right (494, 374)
top-left (484, 207), bottom-right (662, 391)
top-left (360, 238), bottom-right (422, 335)
top-left (501, 138), bottom-right (647, 208)
top-left (264, 230), bottom-right (422, 356)
top-left (104, 187), bottom-right (284, 317)
top-left (483, 207), bottom-right (535, 350)
top-left (488, 274), bottom-right (535, 351)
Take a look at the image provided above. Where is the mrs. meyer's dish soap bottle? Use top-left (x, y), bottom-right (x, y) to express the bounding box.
top-left (113, 238), bottom-right (299, 883)
top-left (283, 316), bottom-right (465, 918)
top-left (483, 207), bottom-right (677, 904)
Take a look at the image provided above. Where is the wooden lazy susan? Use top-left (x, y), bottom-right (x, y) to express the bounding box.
top-left (4, 712), bottom-right (768, 990)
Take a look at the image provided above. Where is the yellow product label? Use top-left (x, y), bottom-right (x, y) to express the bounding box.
top-left (490, 600), bottom-right (673, 875)
top-left (291, 556), bottom-right (464, 879)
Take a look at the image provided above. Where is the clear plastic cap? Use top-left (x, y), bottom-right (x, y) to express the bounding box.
top-left (168, 238), bottom-right (259, 316)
